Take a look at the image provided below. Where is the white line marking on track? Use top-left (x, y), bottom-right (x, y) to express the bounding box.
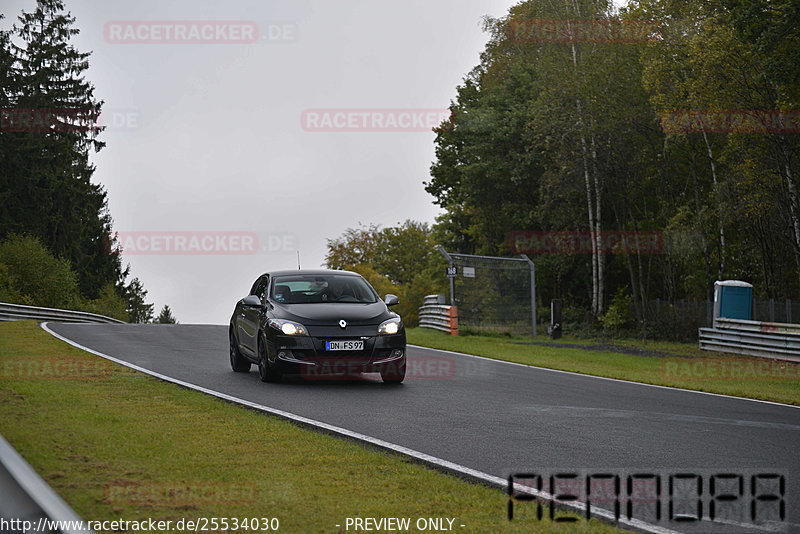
top-left (408, 344), bottom-right (800, 409)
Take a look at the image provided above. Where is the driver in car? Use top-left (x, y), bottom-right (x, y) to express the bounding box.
top-left (328, 279), bottom-right (347, 301)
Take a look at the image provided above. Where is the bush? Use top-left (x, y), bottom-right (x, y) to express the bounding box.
top-left (80, 282), bottom-right (129, 322)
top-left (599, 287), bottom-right (635, 331)
top-left (0, 234), bottom-right (80, 308)
top-left (0, 263), bottom-right (26, 304)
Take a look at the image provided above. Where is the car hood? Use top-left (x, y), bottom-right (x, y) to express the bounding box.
top-left (272, 301), bottom-right (392, 326)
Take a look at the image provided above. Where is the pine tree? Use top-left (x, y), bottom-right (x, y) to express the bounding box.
top-left (125, 277), bottom-right (154, 323)
top-left (2, 0), bottom-right (120, 299)
top-left (0, 16), bottom-right (21, 245)
top-left (156, 305), bottom-right (177, 324)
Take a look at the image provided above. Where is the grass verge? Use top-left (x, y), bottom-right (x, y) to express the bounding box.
top-left (0, 321), bottom-right (624, 533)
top-left (407, 328), bottom-right (800, 405)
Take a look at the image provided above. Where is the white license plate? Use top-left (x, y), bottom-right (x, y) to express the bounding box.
top-left (326, 340), bottom-right (364, 351)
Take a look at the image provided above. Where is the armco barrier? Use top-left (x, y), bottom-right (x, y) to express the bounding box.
top-left (0, 432), bottom-right (93, 534)
top-left (0, 302), bottom-right (125, 324)
top-left (699, 317), bottom-right (800, 361)
top-left (418, 294), bottom-right (458, 335)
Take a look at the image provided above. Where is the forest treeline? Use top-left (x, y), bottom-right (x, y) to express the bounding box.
top-left (0, 1), bottom-right (170, 323)
top-left (325, 0), bottom-right (799, 337)
top-left (424, 0), bottom-right (799, 320)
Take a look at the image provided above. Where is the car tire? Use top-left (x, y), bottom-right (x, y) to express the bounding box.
top-left (380, 358), bottom-right (405, 384)
top-left (258, 336), bottom-right (282, 383)
top-left (230, 330), bottom-right (251, 372)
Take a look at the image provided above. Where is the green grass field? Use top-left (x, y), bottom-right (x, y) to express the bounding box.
top-left (407, 328), bottom-right (800, 405)
top-left (0, 321), bottom-right (624, 533)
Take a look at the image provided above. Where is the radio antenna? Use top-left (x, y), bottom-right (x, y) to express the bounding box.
top-left (296, 250), bottom-right (301, 270)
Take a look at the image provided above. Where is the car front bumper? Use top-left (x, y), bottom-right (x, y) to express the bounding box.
top-left (266, 331), bottom-right (406, 377)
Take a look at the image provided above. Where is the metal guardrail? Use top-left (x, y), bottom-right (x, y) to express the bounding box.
top-left (715, 317), bottom-right (800, 335)
top-left (418, 294), bottom-right (458, 335)
top-left (0, 302), bottom-right (125, 324)
top-left (0, 303), bottom-right (117, 531)
top-left (0, 432), bottom-right (93, 534)
top-left (699, 317), bottom-right (800, 361)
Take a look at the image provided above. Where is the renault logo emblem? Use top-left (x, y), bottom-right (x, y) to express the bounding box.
top-left (339, 320), bottom-right (347, 329)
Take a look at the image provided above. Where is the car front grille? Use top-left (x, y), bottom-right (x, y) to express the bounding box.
top-left (307, 325), bottom-right (377, 337)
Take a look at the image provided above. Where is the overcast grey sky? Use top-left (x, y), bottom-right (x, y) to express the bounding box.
top-left (4, 0), bottom-right (533, 324)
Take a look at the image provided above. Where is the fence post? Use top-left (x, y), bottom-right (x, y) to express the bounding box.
top-left (788, 299), bottom-right (792, 324)
top-left (769, 298), bottom-right (775, 322)
top-left (550, 299), bottom-right (562, 339)
top-left (752, 297), bottom-right (757, 321)
top-left (520, 254), bottom-right (537, 339)
top-left (436, 246), bottom-right (455, 306)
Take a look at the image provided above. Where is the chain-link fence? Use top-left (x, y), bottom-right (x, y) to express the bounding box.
top-left (438, 248), bottom-right (536, 337)
top-left (639, 298), bottom-right (800, 327)
top-left (433, 245), bottom-right (800, 340)
top-left (572, 298), bottom-right (800, 341)
top-left (753, 299), bottom-right (800, 323)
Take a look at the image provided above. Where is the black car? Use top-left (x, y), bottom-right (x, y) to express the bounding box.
top-left (229, 269), bottom-right (406, 383)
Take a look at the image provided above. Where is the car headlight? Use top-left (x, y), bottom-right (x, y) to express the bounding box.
top-left (269, 319), bottom-right (308, 336)
top-left (378, 317), bottom-right (402, 335)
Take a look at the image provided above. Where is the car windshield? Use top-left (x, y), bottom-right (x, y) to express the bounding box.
top-left (271, 275), bottom-right (378, 304)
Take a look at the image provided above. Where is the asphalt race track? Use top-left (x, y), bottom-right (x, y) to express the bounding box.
top-left (45, 323), bottom-right (800, 534)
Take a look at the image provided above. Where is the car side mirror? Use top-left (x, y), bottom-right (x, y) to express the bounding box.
top-left (242, 295), bottom-right (262, 307)
top-left (384, 294), bottom-right (399, 306)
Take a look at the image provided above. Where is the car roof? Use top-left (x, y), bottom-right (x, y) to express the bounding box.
top-left (262, 269), bottom-right (362, 278)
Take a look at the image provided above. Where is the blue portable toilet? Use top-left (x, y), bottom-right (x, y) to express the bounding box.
top-left (713, 280), bottom-right (753, 326)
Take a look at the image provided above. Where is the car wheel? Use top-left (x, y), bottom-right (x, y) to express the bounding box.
top-left (380, 358), bottom-right (405, 384)
top-left (258, 337), bottom-right (282, 383)
top-left (229, 330), bottom-right (251, 372)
